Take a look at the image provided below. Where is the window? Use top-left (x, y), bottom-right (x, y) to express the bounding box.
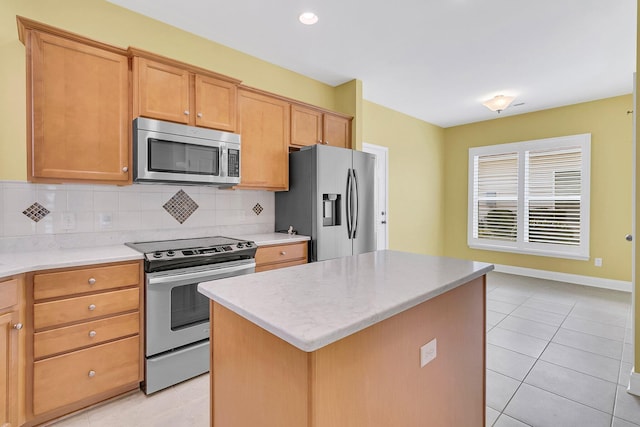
top-left (468, 134), bottom-right (590, 260)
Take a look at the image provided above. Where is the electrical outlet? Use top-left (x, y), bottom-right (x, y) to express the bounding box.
top-left (62, 212), bottom-right (76, 230)
top-left (594, 258), bottom-right (602, 267)
top-left (420, 338), bottom-right (437, 367)
top-left (99, 212), bottom-right (113, 230)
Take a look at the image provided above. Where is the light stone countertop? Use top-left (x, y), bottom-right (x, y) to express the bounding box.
top-left (0, 245), bottom-right (143, 277)
top-left (198, 250), bottom-right (493, 352)
top-left (236, 232), bottom-right (310, 246)
top-left (0, 232), bottom-right (310, 278)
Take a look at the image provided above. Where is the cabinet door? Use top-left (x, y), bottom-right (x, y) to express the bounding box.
top-left (237, 89), bottom-right (290, 190)
top-left (195, 75), bottom-right (237, 132)
top-left (291, 104), bottom-right (322, 147)
top-left (0, 310), bottom-right (19, 427)
top-left (323, 114), bottom-right (351, 148)
top-left (135, 57), bottom-right (191, 125)
top-left (29, 32), bottom-right (130, 183)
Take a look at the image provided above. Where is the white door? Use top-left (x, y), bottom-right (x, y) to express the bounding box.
top-left (363, 143), bottom-right (389, 250)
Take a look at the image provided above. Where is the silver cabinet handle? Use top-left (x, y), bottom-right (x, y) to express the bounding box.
top-left (13, 323), bottom-right (23, 330)
top-left (88, 304), bottom-right (96, 311)
top-left (88, 277), bottom-right (96, 285)
top-left (626, 234), bottom-right (633, 241)
top-left (280, 251), bottom-right (286, 255)
top-left (184, 110), bottom-right (190, 115)
top-left (122, 166), bottom-right (128, 172)
top-left (89, 330), bottom-right (97, 338)
top-left (197, 112), bottom-right (203, 118)
top-left (88, 370), bottom-right (96, 378)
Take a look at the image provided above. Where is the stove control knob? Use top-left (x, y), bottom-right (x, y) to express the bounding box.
top-left (237, 243), bottom-right (243, 248)
top-left (153, 252), bottom-right (163, 258)
top-left (167, 250), bottom-right (176, 257)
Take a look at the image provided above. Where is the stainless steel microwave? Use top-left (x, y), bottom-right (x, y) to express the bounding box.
top-left (133, 117), bottom-right (241, 186)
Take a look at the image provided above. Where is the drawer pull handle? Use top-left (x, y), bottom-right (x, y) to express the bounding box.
top-left (89, 330), bottom-right (97, 338)
top-left (88, 370), bottom-right (96, 378)
top-left (88, 304), bottom-right (96, 311)
top-left (88, 277), bottom-right (96, 285)
top-left (13, 323), bottom-right (23, 330)
top-left (280, 251), bottom-right (286, 255)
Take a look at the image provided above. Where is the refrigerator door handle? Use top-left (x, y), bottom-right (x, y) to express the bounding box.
top-left (352, 169), bottom-right (359, 239)
top-left (346, 169), bottom-right (352, 238)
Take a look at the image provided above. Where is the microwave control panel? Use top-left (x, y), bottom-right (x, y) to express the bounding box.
top-left (228, 149), bottom-right (240, 177)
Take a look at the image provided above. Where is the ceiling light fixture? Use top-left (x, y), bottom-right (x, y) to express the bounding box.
top-left (299, 12), bottom-right (319, 25)
top-left (482, 95), bottom-right (516, 113)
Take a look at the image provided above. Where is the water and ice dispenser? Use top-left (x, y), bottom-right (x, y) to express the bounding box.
top-left (322, 194), bottom-right (341, 226)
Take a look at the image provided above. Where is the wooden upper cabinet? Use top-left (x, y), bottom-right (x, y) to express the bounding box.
top-left (291, 104), bottom-right (352, 149)
top-left (21, 24), bottom-right (130, 184)
top-left (131, 51), bottom-right (239, 132)
top-left (237, 88), bottom-right (290, 190)
top-left (323, 113), bottom-right (351, 149)
top-left (134, 57), bottom-right (190, 125)
top-left (291, 104), bottom-right (323, 147)
top-left (194, 75), bottom-right (237, 132)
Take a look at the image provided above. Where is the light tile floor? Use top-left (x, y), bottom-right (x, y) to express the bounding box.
top-left (486, 272), bottom-right (640, 427)
top-left (49, 272), bottom-right (640, 427)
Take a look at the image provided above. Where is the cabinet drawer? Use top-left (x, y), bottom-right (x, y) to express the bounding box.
top-left (34, 262), bottom-right (140, 300)
top-left (33, 336), bottom-right (140, 415)
top-left (0, 278), bottom-right (18, 311)
top-left (34, 312), bottom-right (139, 359)
top-left (34, 288), bottom-right (139, 330)
top-left (256, 242), bottom-right (308, 266)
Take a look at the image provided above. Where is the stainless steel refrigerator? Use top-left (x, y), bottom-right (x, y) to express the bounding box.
top-left (276, 144), bottom-right (376, 261)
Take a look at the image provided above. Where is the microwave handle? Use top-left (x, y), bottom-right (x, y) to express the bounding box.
top-left (220, 146), bottom-right (227, 178)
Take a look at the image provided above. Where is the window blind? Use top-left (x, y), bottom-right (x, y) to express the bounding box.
top-left (468, 134), bottom-right (590, 260)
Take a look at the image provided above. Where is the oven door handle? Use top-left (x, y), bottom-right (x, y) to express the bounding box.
top-left (147, 262), bottom-right (256, 286)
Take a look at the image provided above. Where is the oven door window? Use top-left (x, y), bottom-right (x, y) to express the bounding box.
top-left (148, 138), bottom-right (219, 176)
top-left (170, 283), bottom-right (209, 330)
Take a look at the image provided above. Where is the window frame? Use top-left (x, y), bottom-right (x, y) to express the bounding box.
top-left (467, 134), bottom-right (591, 260)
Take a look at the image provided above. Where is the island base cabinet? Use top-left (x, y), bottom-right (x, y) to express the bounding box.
top-left (211, 276), bottom-right (486, 427)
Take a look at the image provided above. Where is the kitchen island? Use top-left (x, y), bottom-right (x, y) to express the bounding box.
top-left (198, 250), bottom-right (493, 427)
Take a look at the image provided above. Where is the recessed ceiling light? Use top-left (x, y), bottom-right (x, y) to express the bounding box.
top-left (299, 12), bottom-right (318, 25)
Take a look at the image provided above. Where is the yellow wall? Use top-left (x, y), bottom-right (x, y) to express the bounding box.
top-left (443, 95), bottom-right (633, 282)
top-left (363, 101), bottom-right (445, 256)
top-left (0, 0), bottom-right (342, 181)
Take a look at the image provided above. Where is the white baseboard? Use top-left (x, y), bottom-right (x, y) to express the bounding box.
top-left (493, 264), bottom-right (632, 293)
top-left (628, 369), bottom-right (640, 396)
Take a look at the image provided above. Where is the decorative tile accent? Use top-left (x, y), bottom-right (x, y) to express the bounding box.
top-left (253, 203), bottom-right (263, 215)
top-left (163, 190), bottom-right (199, 224)
top-left (22, 202), bottom-right (50, 222)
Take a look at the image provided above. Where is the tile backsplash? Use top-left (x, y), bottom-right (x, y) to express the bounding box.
top-left (0, 181), bottom-right (274, 252)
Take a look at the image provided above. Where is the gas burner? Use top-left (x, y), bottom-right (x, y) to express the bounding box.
top-left (125, 236), bottom-right (257, 272)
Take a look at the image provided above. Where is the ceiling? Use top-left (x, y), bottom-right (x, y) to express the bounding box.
top-left (107, 0), bottom-right (636, 128)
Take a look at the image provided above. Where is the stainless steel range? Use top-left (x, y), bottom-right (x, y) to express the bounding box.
top-left (125, 236), bottom-right (257, 394)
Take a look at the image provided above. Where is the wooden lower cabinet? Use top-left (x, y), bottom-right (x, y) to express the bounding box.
top-left (1, 276), bottom-right (25, 427)
top-left (33, 336), bottom-right (139, 415)
top-left (25, 261), bottom-right (144, 426)
top-left (255, 241), bottom-right (308, 272)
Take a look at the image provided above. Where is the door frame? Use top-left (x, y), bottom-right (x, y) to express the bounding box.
top-left (362, 142), bottom-right (389, 250)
